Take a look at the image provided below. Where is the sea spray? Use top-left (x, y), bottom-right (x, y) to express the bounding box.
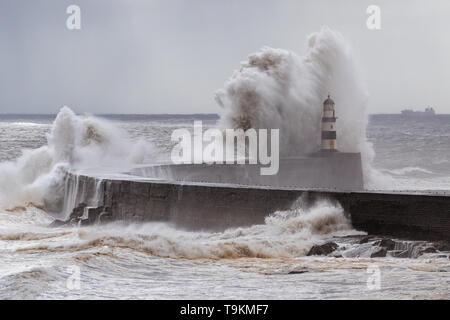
top-left (16, 198), bottom-right (352, 259)
top-left (0, 107), bottom-right (154, 213)
top-left (215, 27), bottom-right (381, 187)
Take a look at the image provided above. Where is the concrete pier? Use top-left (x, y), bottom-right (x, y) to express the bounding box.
top-left (59, 172), bottom-right (450, 241)
top-left (130, 153), bottom-right (364, 190)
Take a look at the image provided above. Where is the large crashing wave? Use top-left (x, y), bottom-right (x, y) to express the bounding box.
top-left (15, 199), bottom-right (351, 259)
top-left (215, 27), bottom-right (379, 187)
top-left (0, 107), bottom-right (152, 211)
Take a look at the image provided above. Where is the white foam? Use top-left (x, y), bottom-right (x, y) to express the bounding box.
top-left (215, 27), bottom-right (380, 188)
top-left (0, 107), bottom-right (154, 212)
top-left (21, 199), bottom-right (351, 259)
top-left (382, 166), bottom-right (434, 175)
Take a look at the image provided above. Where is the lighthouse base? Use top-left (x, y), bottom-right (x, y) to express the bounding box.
top-left (130, 152), bottom-right (364, 191)
top-left (318, 149), bottom-right (339, 154)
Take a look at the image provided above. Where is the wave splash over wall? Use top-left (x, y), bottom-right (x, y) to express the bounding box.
top-left (215, 27), bottom-right (380, 187)
top-left (20, 199), bottom-right (351, 259)
top-left (0, 107), bottom-right (152, 211)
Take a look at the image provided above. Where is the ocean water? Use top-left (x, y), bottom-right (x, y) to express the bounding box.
top-left (0, 112), bottom-right (449, 300)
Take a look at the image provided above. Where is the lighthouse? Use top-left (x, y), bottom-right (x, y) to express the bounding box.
top-left (321, 95), bottom-right (337, 152)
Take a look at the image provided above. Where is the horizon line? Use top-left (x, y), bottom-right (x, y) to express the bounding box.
top-left (1, 112), bottom-right (450, 116)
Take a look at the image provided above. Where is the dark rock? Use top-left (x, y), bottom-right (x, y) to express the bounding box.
top-left (70, 203), bottom-right (87, 219)
top-left (64, 205), bottom-right (111, 227)
top-left (420, 247), bottom-right (437, 254)
top-left (375, 239), bottom-right (396, 250)
top-left (370, 247), bottom-right (387, 258)
top-left (307, 242), bottom-right (338, 256)
top-left (77, 219), bottom-right (88, 226)
top-left (359, 235), bottom-right (372, 244)
top-left (288, 270), bottom-right (309, 274)
top-left (435, 241), bottom-right (450, 252)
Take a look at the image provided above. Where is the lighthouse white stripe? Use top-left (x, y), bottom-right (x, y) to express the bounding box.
top-left (321, 139), bottom-right (336, 150)
top-left (322, 122), bottom-right (335, 131)
top-left (324, 110), bottom-right (334, 118)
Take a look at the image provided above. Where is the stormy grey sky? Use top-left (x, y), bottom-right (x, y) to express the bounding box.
top-left (0, 0), bottom-right (449, 114)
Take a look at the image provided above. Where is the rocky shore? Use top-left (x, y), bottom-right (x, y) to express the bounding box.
top-left (307, 235), bottom-right (450, 259)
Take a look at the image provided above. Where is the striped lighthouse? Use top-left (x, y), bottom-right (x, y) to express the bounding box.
top-left (321, 95), bottom-right (337, 151)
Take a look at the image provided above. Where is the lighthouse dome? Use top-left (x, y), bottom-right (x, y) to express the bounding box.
top-left (323, 95), bottom-right (335, 105)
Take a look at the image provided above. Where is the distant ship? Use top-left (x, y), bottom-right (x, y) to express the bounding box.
top-left (401, 107), bottom-right (436, 117)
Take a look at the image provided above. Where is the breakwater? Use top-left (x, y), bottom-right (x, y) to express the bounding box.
top-left (130, 153), bottom-right (364, 190)
top-left (57, 172), bottom-right (450, 241)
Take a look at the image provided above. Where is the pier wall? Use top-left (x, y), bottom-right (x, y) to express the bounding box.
top-left (130, 153), bottom-right (364, 191)
top-left (62, 173), bottom-right (450, 241)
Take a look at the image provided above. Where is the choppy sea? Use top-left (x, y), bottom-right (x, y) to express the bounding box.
top-left (0, 113), bottom-right (449, 299)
